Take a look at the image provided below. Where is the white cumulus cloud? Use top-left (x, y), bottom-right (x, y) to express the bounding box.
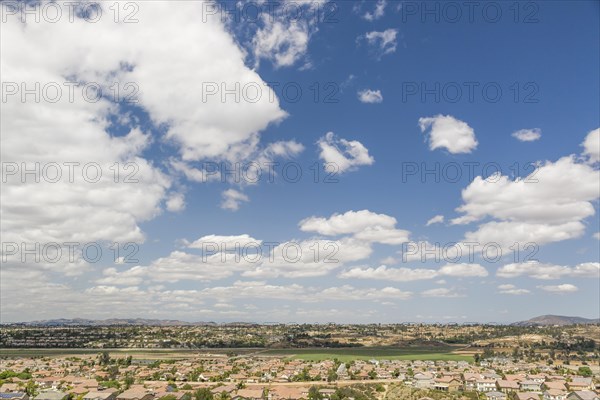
top-left (453, 155), bottom-right (600, 248)
top-left (221, 189), bottom-right (249, 211)
top-left (582, 128), bottom-right (600, 163)
top-left (512, 128), bottom-right (542, 142)
top-left (362, 0), bottom-right (387, 21)
top-left (426, 215), bottom-right (445, 226)
top-left (419, 115), bottom-right (478, 154)
top-left (358, 89), bottom-right (383, 103)
top-left (317, 132), bottom-right (374, 173)
top-left (364, 29), bottom-right (398, 57)
top-left (538, 284), bottom-right (578, 293)
top-left (498, 284), bottom-right (530, 295)
top-left (497, 261), bottom-right (599, 280)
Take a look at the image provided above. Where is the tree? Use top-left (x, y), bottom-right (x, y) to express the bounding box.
top-left (307, 386), bottom-right (322, 400)
top-left (124, 375), bottom-right (134, 389)
top-left (578, 366), bottom-right (593, 377)
top-left (107, 365), bottom-right (119, 381)
top-left (218, 392), bottom-right (230, 400)
top-left (98, 352), bottom-right (110, 366)
top-left (193, 388), bottom-right (213, 400)
top-left (327, 369), bottom-right (338, 382)
top-left (25, 380), bottom-right (37, 397)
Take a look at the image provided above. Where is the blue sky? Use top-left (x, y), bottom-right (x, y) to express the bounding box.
top-left (1, 0), bottom-right (599, 323)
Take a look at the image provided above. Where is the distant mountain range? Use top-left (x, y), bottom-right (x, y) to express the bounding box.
top-left (10, 318), bottom-right (216, 326)
top-left (3, 315), bottom-right (599, 326)
top-left (512, 315), bottom-right (600, 326)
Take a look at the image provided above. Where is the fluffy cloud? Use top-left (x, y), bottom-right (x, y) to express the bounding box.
top-left (339, 263), bottom-right (487, 282)
top-left (358, 89), bottom-right (383, 103)
top-left (438, 263), bottom-right (488, 277)
top-left (363, 29), bottom-right (398, 56)
top-left (2, 0), bottom-right (291, 249)
top-left (166, 192), bottom-right (186, 212)
top-left (95, 208), bottom-right (407, 284)
top-left (316, 285), bottom-right (412, 301)
top-left (426, 215), bottom-right (445, 226)
top-left (252, 18), bottom-right (310, 68)
top-left (419, 115), bottom-right (478, 154)
top-left (353, 226), bottom-right (410, 245)
top-left (188, 234), bottom-right (262, 249)
top-left (242, 237), bottom-right (373, 279)
top-left (101, 251), bottom-right (253, 284)
top-left (249, 2), bottom-right (326, 69)
top-left (221, 189), bottom-right (249, 211)
top-left (512, 128), bottom-right (542, 142)
top-left (421, 288), bottom-right (464, 298)
top-left (538, 284), bottom-right (578, 293)
top-left (339, 265), bottom-right (438, 282)
top-left (170, 140), bottom-right (304, 192)
top-left (498, 284), bottom-right (530, 295)
top-left (454, 155), bottom-right (600, 248)
top-left (497, 261), bottom-right (599, 280)
top-left (97, 245), bottom-right (297, 287)
top-left (362, 0), bottom-right (387, 21)
top-left (97, 266), bottom-right (149, 286)
top-left (317, 132), bottom-right (374, 173)
top-left (582, 128), bottom-right (600, 163)
top-left (299, 209), bottom-right (407, 240)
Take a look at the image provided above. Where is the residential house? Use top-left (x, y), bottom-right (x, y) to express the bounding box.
top-left (497, 380), bottom-right (520, 393)
top-left (463, 373), bottom-right (480, 391)
top-left (34, 392), bottom-right (67, 400)
top-left (520, 380), bottom-right (542, 392)
top-left (545, 382), bottom-right (567, 392)
top-left (413, 373), bottom-right (434, 389)
top-left (233, 389), bottom-right (264, 400)
top-left (116, 388), bottom-right (154, 400)
top-left (515, 393), bottom-right (540, 400)
top-left (485, 392), bottom-right (507, 400)
top-left (567, 391), bottom-right (600, 400)
top-left (543, 389), bottom-right (567, 400)
top-left (477, 379), bottom-right (498, 392)
top-left (270, 387), bottom-right (303, 400)
top-left (433, 377), bottom-right (462, 393)
top-left (0, 385), bottom-right (20, 393)
top-left (83, 392), bottom-right (117, 400)
top-left (569, 378), bottom-right (594, 391)
top-left (0, 393), bottom-right (29, 400)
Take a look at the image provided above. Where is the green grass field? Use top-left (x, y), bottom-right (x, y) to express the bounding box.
top-left (0, 347), bottom-right (471, 362)
top-left (0, 348), bottom-right (259, 358)
top-left (260, 347), bottom-right (471, 362)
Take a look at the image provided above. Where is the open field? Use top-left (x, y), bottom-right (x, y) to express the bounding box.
top-left (260, 347), bottom-right (472, 362)
top-left (0, 346), bottom-right (471, 362)
top-left (0, 348), bottom-right (260, 359)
